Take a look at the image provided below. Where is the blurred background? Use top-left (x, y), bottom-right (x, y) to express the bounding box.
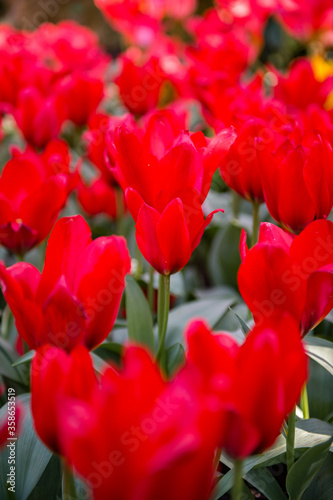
top-left (0, 0), bottom-right (212, 53)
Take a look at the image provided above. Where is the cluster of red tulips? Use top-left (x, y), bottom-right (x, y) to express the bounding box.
top-left (0, 1), bottom-right (333, 499)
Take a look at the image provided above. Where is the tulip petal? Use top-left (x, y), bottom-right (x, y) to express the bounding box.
top-left (136, 204), bottom-right (167, 275)
top-left (125, 187), bottom-right (145, 221)
top-left (0, 262), bottom-right (43, 348)
top-left (301, 268), bottom-right (333, 334)
top-left (43, 275), bottom-right (87, 351)
top-left (278, 146), bottom-right (316, 233)
top-left (238, 244), bottom-right (307, 326)
top-left (75, 235), bottom-right (131, 349)
top-left (156, 199), bottom-right (191, 275)
top-left (290, 219), bottom-right (333, 275)
top-left (258, 222), bottom-right (293, 251)
top-left (37, 215), bottom-right (92, 304)
top-left (191, 209), bottom-right (223, 251)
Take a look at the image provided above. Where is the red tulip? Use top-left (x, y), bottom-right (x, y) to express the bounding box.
top-left (273, 59), bottom-right (332, 112)
top-left (11, 139), bottom-right (79, 195)
top-left (14, 87), bottom-right (67, 148)
top-left (33, 21), bottom-right (109, 75)
top-left (59, 344), bottom-right (219, 500)
top-left (258, 133), bottom-right (333, 233)
top-left (0, 150), bottom-right (69, 255)
top-left (278, 0), bottom-right (333, 41)
top-left (83, 112), bottom-right (135, 185)
top-left (77, 174), bottom-right (126, 219)
top-left (219, 119), bottom-right (269, 204)
top-left (109, 110), bottom-right (235, 274)
top-left (238, 220), bottom-right (333, 335)
top-left (115, 49), bottom-right (167, 116)
top-left (0, 215), bottom-right (131, 351)
top-left (31, 344), bottom-right (96, 454)
top-left (57, 73), bottom-right (104, 126)
top-left (184, 316), bottom-right (307, 459)
top-left (95, 0), bottom-right (161, 47)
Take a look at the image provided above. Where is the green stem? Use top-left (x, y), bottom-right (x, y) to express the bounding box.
top-left (286, 406), bottom-right (296, 472)
top-left (232, 191), bottom-right (241, 220)
top-left (251, 202), bottom-right (260, 247)
top-left (232, 459), bottom-right (243, 500)
top-left (135, 245), bottom-right (143, 280)
top-left (62, 460), bottom-right (78, 500)
top-left (148, 265), bottom-right (155, 315)
top-left (301, 384), bottom-right (310, 419)
top-left (156, 274), bottom-right (171, 367)
top-left (1, 305), bottom-right (13, 340)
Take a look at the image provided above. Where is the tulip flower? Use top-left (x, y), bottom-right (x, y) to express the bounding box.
top-left (115, 49), bottom-right (167, 116)
top-left (109, 110), bottom-right (236, 276)
top-left (77, 174), bottom-right (126, 220)
top-left (273, 59), bottom-right (332, 112)
top-left (278, 1), bottom-right (333, 42)
top-left (57, 345), bottom-right (219, 500)
top-left (257, 133), bottom-right (333, 233)
top-left (184, 316), bottom-right (307, 459)
top-left (219, 118), bottom-right (268, 204)
top-left (83, 112), bottom-right (135, 184)
top-left (238, 220), bottom-right (333, 335)
top-left (0, 215), bottom-right (131, 351)
top-left (14, 87), bottom-right (67, 149)
top-left (31, 344), bottom-right (96, 454)
top-left (0, 151), bottom-right (69, 255)
top-left (11, 139), bottom-right (79, 195)
top-left (57, 73), bottom-right (104, 126)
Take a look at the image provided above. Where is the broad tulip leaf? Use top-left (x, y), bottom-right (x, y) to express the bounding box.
top-left (300, 452), bottom-right (333, 500)
top-left (228, 306), bottom-right (251, 334)
top-left (286, 435), bottom-right (333, 500)
top-left (125, 275), bottom-right (155, 351)
top-left (12, 350), bottom-right (36, 367)
top-left (0, 338), bottom-right (29, 385)
top-left (165, 342), bottom-right (185, 376)
top-left (307, 358), bottom-right (333, 420)
top-left (212, 419), bottom-right (333, 500)
top-left (245, 468), bottom-right (287, 500)
top-left (164, 297), bottom-right (237, 348)
top-left (304, 336), bottom-right (333, 376)
top-left (0, 394), bottom-right (52, 500)
top-left (90, 352), bottom-right (112, 375)
top-left (27, 455), bottom-right (61, 499)
top-left (208, 222), bottom-right (243, 288)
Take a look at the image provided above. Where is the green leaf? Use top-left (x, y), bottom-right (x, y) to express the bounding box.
top-left (305, 336), bottom-right (333, 376)
top-left (307, 358), bottom-right (333, 420)
top-left (286, 435), bottom-right (333, 500)
top-left (12, 350), bottom-right (36, 367)
top-left (165, 343), bottom-right (185, 376)
top-left (0, 394), bottom-right (53, 500)
top-left (212, 420), bottom-right (333, 500)
top-left (208, 222), bottom-right (243, 288)
top-left (245, 468), bottom-right (287, 500)
top-left (125, 275), bottom-right (154, 351)
top-left (164, 297), bottom-right (237, 349)
top-left (300, 452), bottom-right (333, 500)
top-left (27, 455), bottom-right (61, 499)
top-left (228, 307), bottom-right (251, 334)
top-left (0, 338), bottom-right (29, 385)
top-left (90, 352), bottom-right (111, 375)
